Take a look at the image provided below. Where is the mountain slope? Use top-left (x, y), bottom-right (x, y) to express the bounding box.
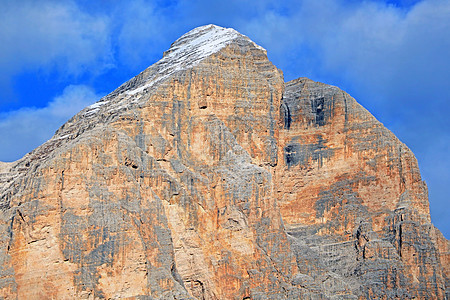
top-left (0, 24), bottom-right (447, 299)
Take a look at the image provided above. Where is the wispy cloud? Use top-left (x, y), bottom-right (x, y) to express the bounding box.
top-left (0, 1), bottom-right (113, 88)
top-left (0, 85), bottom-right (101, 162)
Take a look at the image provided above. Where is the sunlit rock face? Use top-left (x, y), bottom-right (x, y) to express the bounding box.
top-left (0, 25), bottom-right (447, 299)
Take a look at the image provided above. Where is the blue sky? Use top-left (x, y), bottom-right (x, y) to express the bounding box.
top-left (0, 0), bottom-right (448, 237)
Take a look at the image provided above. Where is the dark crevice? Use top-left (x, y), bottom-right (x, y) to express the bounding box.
top-left (281, 102), bottom-right (291, 130)
top-left (312, 97), bottom-right (325, 126)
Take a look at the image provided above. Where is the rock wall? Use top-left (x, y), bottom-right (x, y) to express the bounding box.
top-left (0, 25), bottom-right (447, 299)
top-left (276, 78), bottom-right (448, 299)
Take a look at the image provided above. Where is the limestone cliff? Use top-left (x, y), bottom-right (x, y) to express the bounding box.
top-left (0, 25), bottom-right (447, 299)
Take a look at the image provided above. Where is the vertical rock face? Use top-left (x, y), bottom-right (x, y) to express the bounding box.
top-left (277, 78), bottom-right (448, 299)
top-left (0, 25), bottom-right (447, 299)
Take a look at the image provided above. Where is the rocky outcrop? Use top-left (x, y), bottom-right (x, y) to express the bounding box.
top-left (0, 25), bottom-right (447, 299)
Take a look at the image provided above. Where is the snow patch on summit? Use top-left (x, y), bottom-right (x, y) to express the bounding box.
top-left (125, 24), bottom-right (266, 95)
top-left (165, 24), bottom-right (265, 59)
top-left (81, 25), bottom-right (266, 118)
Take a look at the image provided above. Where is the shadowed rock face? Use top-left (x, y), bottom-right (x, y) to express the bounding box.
top-left (0, 25), bottom-right (447, 299)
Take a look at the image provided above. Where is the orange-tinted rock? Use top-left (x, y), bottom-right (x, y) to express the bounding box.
top-left (0, 25), bottom-right (447, 299)
top-left (277, 77), bottom-right (448, 299)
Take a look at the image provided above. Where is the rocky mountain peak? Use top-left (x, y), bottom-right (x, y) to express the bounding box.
top-left (0, 25), bottom-right (447, 299)
top-left (163, 24), bottom-right (265, 58)
top-left (78, 25), bottom-right (267, 123)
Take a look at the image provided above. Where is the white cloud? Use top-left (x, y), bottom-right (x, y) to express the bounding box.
top-left (0, 85), bottom-right (102, 162)
top-left (0, 1), bottom-right (113, 81)
top-left (240, 0), bottom-right (450, 110)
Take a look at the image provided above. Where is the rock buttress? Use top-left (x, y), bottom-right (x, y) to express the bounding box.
top-left (276, 77), bottom-right (448, 299)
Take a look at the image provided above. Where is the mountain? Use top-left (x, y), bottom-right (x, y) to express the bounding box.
top-left (0, 24), bottom-right (448, 299)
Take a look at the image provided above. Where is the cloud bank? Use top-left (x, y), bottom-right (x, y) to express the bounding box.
top-left (0, 1), bottom-right (112, 85)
